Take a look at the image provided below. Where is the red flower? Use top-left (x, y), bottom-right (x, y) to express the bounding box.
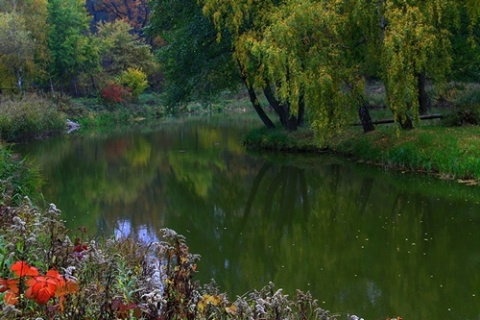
top-left (0, 278), bottom-right (20, 305)
top-left (10, 261), bottom-right (39, 277)
top-left (0, 278), bottom-right (18, 293)
top-left (3, 262), bottom-right (80, 306)
top-left (25, 275), bottom-right (59, 305)
top-left (4, 290), bottom-right (19, 305)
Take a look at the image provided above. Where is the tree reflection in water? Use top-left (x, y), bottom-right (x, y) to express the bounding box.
top-left (14, 118), bottom-right (480, 320)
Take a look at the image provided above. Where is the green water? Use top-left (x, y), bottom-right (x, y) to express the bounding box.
top-left (15, 115), bottom-right (480, 319)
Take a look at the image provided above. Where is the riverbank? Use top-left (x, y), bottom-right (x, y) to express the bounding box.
top-left (0, 93), bottom-right (167, 142)
top-left (244, 123), bottom-right (480, 184)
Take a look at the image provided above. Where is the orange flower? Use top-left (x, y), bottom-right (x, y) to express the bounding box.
top-left (55, 278), bottom-right (79, 297)
top-left (0, 278), bottom-right (18, 293)
top-left (0, 278), bottom-right (20, 305)
top-left (46, 270), bottom-right (65, 288)
top-left (4, 262), bottom-right (80, 306)
top-left (4, 290), bottom-right (19, 305)
top-left (25, 276), bottom-right (59, 305)
top-left (10, 261), bottom-right (39, 277)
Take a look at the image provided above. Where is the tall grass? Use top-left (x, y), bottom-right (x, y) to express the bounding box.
top-left (0, 94), bottom-right (65, 142)
top-left (333, 126), bottom-right (480, 180)
top-left (244, 124), bottom-right (480, 181)
top-left (0, 145), bottom-right (42, 205)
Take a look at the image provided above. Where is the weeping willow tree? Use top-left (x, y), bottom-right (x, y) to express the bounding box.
top-left (380, 0), bottom-right (465, 128)
top-left (199, 0), bottom-right (480, 134)
top-left (252, 0), bottom-right (375, 135)
top-left (202, 0), bottom-right (379, 136)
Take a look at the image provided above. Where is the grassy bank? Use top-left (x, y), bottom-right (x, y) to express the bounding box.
top-left (334, 125), bottom-right (480, 181)
top-left (245, 122), bottom-right (480, 183)
top-left (0, 94), bottom-right (66, 142)
top-left (0, 93), bottom-right (167, 142)
top-left (65, 93), bottom-right (166, 127)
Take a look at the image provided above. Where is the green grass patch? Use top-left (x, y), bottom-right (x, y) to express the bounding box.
top-left (335, 126), bottom-right (480, 180)
top-left (244, 126), bottom-right (321, 152)
top-left (246, 124), bottom-right (480, 181)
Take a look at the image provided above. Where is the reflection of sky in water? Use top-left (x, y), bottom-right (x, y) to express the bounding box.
top-left (114, 219), bottom-right (165, 293)
top-left (114, 219), bottom-right (159, 244)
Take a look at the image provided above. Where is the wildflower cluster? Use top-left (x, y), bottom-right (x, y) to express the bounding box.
top-left (0, 199), bottom-right (341, 319)
top-left (0, 261), bottom-right (78, 306)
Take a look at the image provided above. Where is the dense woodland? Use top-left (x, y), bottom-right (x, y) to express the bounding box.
top-left (2, 0), bottom-right (480, 134)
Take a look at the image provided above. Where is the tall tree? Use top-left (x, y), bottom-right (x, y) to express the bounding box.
top-left (47, 0), bottom-right (99, 93)
top-left (147, 0), bottom-right (239, 112)
top-left (380, 0), bottom-right (461, 127)
top-left (202, 0), bottom-right (293, 129)
top-left (96, 19), bottom-right (157, 78)
top-left (0, 0), bottom-right (50, 90)
top-left (202, 0), bottom-right (378, 134)
top-left (0, 12), bottom-right (34, 92)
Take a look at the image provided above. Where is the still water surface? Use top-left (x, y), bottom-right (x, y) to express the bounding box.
top-left (16, 115), bottom-right (480, 319)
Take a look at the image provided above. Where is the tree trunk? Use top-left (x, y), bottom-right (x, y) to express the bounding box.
top-left (399, 114), bottom-right (414, 130)
top-left (49, 77), bottom-right (55, 94)
top-left (73, 79), bottom-right (79, 97)
top-left (16, 67), bottom-right (23, 93)
top-left (237, 60), bottom-right (275, 129)
top-left (358, 105), bottom-right (375, 133)
top-left (90, 75), bottom-right (97, 94)
top-left (417, 70), bottom-right (429, 115)
top-left (263, 84), bottom-right (288, 127)
top-left (286, 115), bottom-right (298, 131)
top-left (297, 94), bottom-right (305, 127)
top-left (263, 84), bottom-right (300, 131)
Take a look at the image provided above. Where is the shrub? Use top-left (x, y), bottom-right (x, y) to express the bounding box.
top-left (100, 82), bottom-right (131, 105)
top-left (0, 94), bottom-right (65, 142)
top-left (441, 104), bottom-right (480, 127)
top-left (117, 68), bottom-right (148, 98)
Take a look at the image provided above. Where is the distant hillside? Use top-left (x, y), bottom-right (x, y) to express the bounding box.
top-left (85, 0), bottom-right (149, 35)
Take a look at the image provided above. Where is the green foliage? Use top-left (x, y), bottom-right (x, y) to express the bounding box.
top-left (333, 126), bottom-right (480, 180)
top-left (0, 94), bottom-right (66, 142)
top-left (117, 68), bottom-right (148, 98)
top-left (0, 146), bottom-right (42, 206)
top-left (440, 84), bottom-right (480, 126)
top-left (200, 0), bottom-right (376, 132)
top-left (381, 1), bottom-right (462, 124)
top-left (147, 0), bottom-right (239, 111)
top-left (244, 127), bottom-right (318, 152)
top-left (244, 122), bottom-right (480, 181)
top-left (96, 20), bottom-right (158, 84)
top-left (442, 105), bottom-right (480, 126)
top-left (47, 0), bottom-right (97, 87)
top-left (0, 0), bottom-right (50, 89)
top-left (0, 11), bottom-right (35, 91)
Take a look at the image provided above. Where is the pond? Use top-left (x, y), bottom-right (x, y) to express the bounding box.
top-left (15, 114), bottom-right (480, 319)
